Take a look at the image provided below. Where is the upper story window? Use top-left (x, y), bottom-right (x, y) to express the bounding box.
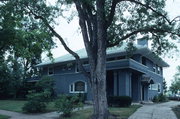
top-left (61, 63), bottom-right (73, 71)
top-left (69, 81), bottom-right (87, 93)
top-left (153, 66), bottom-right (156, 72)
top-left (48, 67), bottom-right (54, 75)
top-left (157, 67), bottom-right (161, 74)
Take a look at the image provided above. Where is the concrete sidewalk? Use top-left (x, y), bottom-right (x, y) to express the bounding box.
top-left (0, 110), bottom-right (59, 119)
top-left (128, 101), bottom-right (180, 119)
top-left (0, 105), bottom-right (92, 119)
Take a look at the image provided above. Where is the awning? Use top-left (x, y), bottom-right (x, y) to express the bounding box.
top-left (141, 75), bottom-right (154, 84)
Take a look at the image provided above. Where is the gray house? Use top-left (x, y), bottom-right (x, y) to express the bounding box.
top-left (37, 42), bottom-right (169, 102)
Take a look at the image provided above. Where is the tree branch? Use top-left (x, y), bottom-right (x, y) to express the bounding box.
top-left (107, 27), bottom-right (180, 47)
top-left (74, 0), bottom-right (93, 54)
top-left (106, 0), bottom-right (118, 28)
top-left (126, 0), bottom-right (171, 24)
top-left (27, 8), bottom-right (90, 79)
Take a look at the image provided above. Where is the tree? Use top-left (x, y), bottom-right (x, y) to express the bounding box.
top-left (170, 66), bottom-right (180, 94)
top-left (0, 1), bottom-right (55, 98)
top-left (2, 0), bottom-right (180, 118)
top-left (163, 78), bottom-right (167, 94)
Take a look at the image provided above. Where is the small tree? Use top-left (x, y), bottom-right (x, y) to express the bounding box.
top-left (163, 78), bottom-right (168, 94)
top-left (55, 95), bottom-right (83, 117)
top-left (170, 66), bottom-right (180, 94)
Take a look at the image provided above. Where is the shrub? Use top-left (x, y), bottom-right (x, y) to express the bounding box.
top-left (22, 100), bottom-right (46, 113)
top-left (22, 91), bottom-right (51, 113)
top-left (152, 93), bottom-right (168, 103)
top-left (35, 76), bottom-right (55, 98)
top-left (55, 94), bottom-right (83, 117)
top-left (108, 96), bottom-right (132, 107)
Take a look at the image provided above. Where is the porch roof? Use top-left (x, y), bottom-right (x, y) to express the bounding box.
top-left (36, 43), bottom-right (169, 67)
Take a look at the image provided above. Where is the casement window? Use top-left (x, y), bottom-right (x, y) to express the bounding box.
top-left (69, 81), bottom-right (87, 93)
top-left (157, 83), bottom-right (161, 93)
top-left (149, 83), bottom-right (161, 93)
top-left (48, 67), bottom-right (54, 75)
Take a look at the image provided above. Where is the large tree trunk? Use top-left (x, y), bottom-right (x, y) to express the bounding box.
top-left (91, 70), bottom-right (109, 119)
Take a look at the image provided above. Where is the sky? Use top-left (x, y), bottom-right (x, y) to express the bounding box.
top-left (47, 0), bottom-right (180, 88)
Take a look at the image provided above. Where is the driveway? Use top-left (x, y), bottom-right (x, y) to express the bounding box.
top-left (128, 101), bottom-right (180, 119)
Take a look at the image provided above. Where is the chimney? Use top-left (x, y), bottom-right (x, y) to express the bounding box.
top-left (137, 39), bottom-right (148, 47)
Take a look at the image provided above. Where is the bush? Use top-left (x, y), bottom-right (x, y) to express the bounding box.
top-left (22, 100), bottom-right (46, 113)
top-left (108, 96), bottom-right (132, 107)
top-left (152, 93), bottom-right (168, 103)
top-left (55, 94), bottom-right (83, 117)
top-left (22, 91), bottom-right (51, 113)
top-left (35, 76), bottom-right (55, 98)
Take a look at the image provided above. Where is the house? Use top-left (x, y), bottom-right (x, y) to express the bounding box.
top-left (36, 42), bottom-right (169, 102)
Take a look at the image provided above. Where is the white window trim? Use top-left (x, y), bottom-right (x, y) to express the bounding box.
top-left (69, 81), bottom-right (87, 93)
top-left (149, 83), bottom-right (161, 93)
top-left (48, 67), bottom-right (54, 75)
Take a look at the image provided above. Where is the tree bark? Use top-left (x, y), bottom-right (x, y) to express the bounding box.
top-left (90, 67), bottom-right (109, 119)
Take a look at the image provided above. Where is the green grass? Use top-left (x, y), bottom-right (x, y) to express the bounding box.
top-left (0, 100), bottom-right (140, 119)
top-left (172, 105), bottom-right (180, 119)
top-left (0, 100), bottom-right (27, 112)
top-left (0, 114), bottom-right (10, 119)
top-left (60, 105), bottom-right (141, 119)
top-left (0, 100), bottom-right (57, 113)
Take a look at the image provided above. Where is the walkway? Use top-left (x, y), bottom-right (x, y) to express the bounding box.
top-left (0, 105), bottom-right (92, 119)
top-left (0, 110), bottom-right (59, 119)
top-left (128, 101), bottom-right (180, 119)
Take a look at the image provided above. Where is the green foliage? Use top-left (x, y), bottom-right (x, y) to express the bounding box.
top-left (35, 76), bottom-right (55, 94)
top-left (170, 66), bottom-right (180, 94)
top-left (22, 91), bottom-right (51, 113)
top-left (108, 96), bottom-right (132, 107)
top-left (163, 78), bottom-right (168, 94)
top-left (22, 76), bottom-right (54, 113)
top-left (55, 95), bottom-right (83, 117)
top-left (152, 93), bottom-right (168, 102)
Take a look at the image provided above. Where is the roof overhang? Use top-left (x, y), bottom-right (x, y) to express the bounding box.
top-left (141, 74), bottom-right (154, 84)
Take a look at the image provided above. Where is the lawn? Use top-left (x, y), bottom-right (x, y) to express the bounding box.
top-left (0, 100), bottom-right (56, 113)
top-left (60, 105), bottom-right (141, 119)
top-left (172, 105), bottom-right (180, 119)
top-left (0, 114), bottom-right (10, 119)
top-left (0, 100), bottom-right (140, 119)
top-left (0, 100), bottom-right (26, 112)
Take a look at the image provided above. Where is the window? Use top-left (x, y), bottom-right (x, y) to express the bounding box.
top-left (158, 83), bottom-right (161, 93)
top-left (48, 67), bottom-right (54, 75)
top-left (157, 67), bottom-right (161, 74)
top-left (149, 83), bottom-right (161, 93)
top-left (69, 81), bottom-right (87, 93)
top-left (153, 66), bottom-right (156, 72)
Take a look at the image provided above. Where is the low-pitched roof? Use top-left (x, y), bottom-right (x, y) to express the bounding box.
top-left (36, 43), bottom-right (169, 67)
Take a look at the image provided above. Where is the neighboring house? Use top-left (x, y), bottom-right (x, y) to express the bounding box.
top-left (36, 41), bottom-right (169, 102)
